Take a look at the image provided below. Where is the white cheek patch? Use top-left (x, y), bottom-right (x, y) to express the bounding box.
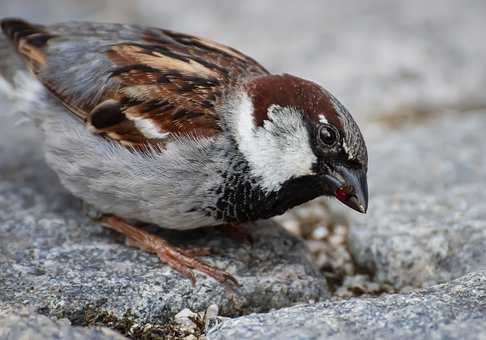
top-left (231, 95), bottom-right (317, 192)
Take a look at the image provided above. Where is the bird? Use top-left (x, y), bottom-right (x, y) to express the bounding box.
top-left (0, 18), bottom-right (368, 287)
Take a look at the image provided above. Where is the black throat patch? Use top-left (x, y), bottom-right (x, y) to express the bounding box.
top-left (204, 153), bottom-right (325, 224)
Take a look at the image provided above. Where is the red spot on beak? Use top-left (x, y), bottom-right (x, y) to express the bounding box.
top-left (335, 187), bottom-right (349, 202)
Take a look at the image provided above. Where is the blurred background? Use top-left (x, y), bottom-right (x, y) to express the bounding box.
top-left (1, 0), bottom-right (485, 295)
top-left (1, 0), bottom-right (485, 118)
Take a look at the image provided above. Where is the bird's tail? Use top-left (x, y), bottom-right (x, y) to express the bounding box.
top-left (0, 22), bottom-right (44, 125)
top-left (0, 18), bottom-right (28, 82)
top-left (0, 18), bottom-right (55, 125)
top-left (0, 19), bottom-right (42, 123)
top-left (1, 18), bottom-right (52, 75)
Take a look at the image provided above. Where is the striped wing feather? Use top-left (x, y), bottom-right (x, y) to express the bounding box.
top-left (1, 18), bottom-right (269, 146)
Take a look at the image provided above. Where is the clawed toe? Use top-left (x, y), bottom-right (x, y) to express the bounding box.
top-left (101, 215), bottom-right (240, 289)
top-left (157, 244), bottom-right (240, 288)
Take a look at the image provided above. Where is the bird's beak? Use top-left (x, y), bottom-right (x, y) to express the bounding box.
top-left (322, 165), bottom-right (368, 213)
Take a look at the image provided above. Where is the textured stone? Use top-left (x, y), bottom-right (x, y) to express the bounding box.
top-left (348, 112), bottom-right (486, 290)
top-left (208, 271), bottom-right (486, 340)
top-left (0, 118), bottom-right (327, 326)
top-left (0, 309), bottom-right (127, 340)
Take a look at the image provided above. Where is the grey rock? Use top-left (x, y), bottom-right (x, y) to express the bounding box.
top-left (348, 112), bottom-right (486, 290)
top-left (208, 271), bottom-right (486, 340)
top-left (365, 112), bottom-right (486, 198)
top-left (0, 309), bottom-right (127, 340)
top-left (0, 119), bottom-right (327, 326)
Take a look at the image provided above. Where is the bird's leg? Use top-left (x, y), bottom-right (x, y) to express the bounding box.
top-left (218, 223), bottom-right (254, 246)
top-left (125, 238), bottom-right (216, 257)
top-left (176, 246), bottom-right (216, 257)
top-left (99, 215), bottom-right (239, 288)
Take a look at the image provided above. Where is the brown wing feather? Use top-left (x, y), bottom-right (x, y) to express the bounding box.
top-left (1, 18), bottom-right (269, 147)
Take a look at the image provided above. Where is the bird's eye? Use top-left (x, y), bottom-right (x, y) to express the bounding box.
top-left (318, 124), bottom-right (338, 146)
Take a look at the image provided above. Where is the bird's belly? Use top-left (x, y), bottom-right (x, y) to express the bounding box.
top-left (48, 155), bottom-right (219, 230)
top-left (41, 110), bottom-right (220, 231)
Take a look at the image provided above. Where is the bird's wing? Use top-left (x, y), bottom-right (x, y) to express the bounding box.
top-left (1, 18), bottom-right (269, 146)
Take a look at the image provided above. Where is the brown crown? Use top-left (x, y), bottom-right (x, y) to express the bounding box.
top-left (245, 74), bottom-right (342, 128)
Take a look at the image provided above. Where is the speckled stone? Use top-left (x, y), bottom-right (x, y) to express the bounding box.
top-left (0, 309), bottom-right (127, 340)
top-left (208, 271), bottom-right (486, 340)
top-left (348, 112), bottom-right (486, 290)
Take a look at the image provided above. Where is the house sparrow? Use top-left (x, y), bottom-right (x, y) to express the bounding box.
top-left (1, 18), bottom-right (368, 287)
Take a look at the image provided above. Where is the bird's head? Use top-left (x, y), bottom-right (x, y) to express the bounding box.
top-left (228, 73), bottom-right (368, 213)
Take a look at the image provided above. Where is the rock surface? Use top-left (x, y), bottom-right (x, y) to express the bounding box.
top-left (0, 309), bottom-right (127, 340)
top-left (349, 112), bottom-right (486, 290)
top-left (0, 123), bottom-right (327, 327)
top-left (208, 271), bottom-right (486, 340)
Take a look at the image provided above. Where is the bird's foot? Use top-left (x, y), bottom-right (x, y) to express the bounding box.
top-left (100, 215), bottom-right (240, 289)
